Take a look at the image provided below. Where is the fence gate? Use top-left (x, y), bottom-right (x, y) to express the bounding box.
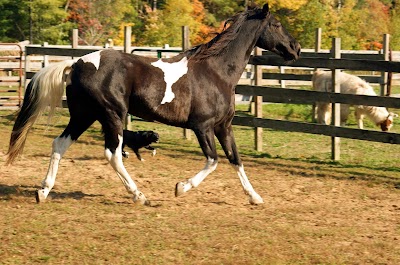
top-left (0, 43), bottom-right (23, 108)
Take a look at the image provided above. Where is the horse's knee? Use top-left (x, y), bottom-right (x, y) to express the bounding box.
top-left (104, 135), bottom-right (123, 162)
top-left (224, 151), bottom-right (240, 166)
top-left (52, 135), bottom-right (73, 156)
top-left (104, 148), bottom-right (113, 162)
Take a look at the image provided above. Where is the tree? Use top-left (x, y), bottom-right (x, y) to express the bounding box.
top-left (191, 0), bottom-right (214, 44)
top-left (390, 2), bottom-right (400, 50)
top-left (292, 0), bottom-right (332, 49)
top-left (336, 0), bottom-right (364, 49)
top-left (137, 5), bottom-right (164, 45)
top-left (0, 0), bottom-right (71, 44)
top-left (357, 0), bottom-right (390, 50)
top-left (0, 0), bottom-right (28, 42)
top-left (201, 0), bottom-right (245, 26)
top-left (67, 0), bottom-right (138, 46)
top-left (139, 0), bottom-right (206, 46)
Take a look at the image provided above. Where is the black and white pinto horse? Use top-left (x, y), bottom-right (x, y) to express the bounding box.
top-left (7, 4), bottom-right (300, 205)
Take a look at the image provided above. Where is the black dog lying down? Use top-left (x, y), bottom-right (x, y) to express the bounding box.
top-left (122, 130), bottom-right (159, 161)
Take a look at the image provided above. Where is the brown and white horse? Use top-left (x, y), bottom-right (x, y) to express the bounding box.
top-left (7, 3), bottom-right (300, 205)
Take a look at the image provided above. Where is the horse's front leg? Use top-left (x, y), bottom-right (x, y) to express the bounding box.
top-left (355, 108), bottom-right (365, 129)
top-left (215, 124), bottom-right (264, 205)
top-left (175, 127), bottom-right (218, 197)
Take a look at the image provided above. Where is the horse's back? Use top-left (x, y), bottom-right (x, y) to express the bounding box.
top-left (312, 71), bottom-right (375, 96)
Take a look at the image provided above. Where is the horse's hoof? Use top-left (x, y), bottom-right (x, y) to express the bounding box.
top-left (175, 182), bottom-right (185, 197)
top-left (35, 190), bottom-right (46, 203)
top-left (133, 191), bottom-right (150, 206)
top-left (249, 193), bottom-right (264, 205)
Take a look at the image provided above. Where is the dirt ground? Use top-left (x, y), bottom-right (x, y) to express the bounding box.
top-left (0, 113), bottom-right (399, 264)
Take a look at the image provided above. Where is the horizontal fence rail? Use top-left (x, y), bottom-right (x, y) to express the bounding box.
top-left (235, 85), bottom-right (400, 108)
top-left (249, 54), bottom-right (400, 72)
top-left (232, 117), bottom-right (400, 144)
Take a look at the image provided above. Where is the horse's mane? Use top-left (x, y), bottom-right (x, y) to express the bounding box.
top-left (186, 6), bottom-right (262, 61)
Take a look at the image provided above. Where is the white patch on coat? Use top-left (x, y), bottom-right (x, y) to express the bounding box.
top-left (81, 50), bottom-right (102, 70)
top-left (151, 57), bottom-right (188, 104)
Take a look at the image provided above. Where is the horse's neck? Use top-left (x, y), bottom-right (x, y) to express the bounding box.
top-left (209, 26), bottom-right (260, 87)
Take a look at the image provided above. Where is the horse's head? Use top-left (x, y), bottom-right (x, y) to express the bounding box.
top-left (379, 112), bottom-right (398, 131)
top-left (254, 3), bottom-right (301, 62)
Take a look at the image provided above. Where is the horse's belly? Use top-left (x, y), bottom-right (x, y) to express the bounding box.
top-left (129, 97), bottom-right (190, 128)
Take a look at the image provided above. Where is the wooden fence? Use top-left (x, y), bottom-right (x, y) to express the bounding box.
top-left (233, 37), bottom-right (400, 160)
top-left (0, 43), bottom-right (24, 107)
top-left (4, 29), bottom-right (400, 160)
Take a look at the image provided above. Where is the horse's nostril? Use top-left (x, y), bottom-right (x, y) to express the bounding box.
top-left (289, 42), bottom-right (301, 58)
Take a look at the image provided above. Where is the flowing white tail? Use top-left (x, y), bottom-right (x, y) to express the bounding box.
top-left (6, 60), bottom-right (75, 165)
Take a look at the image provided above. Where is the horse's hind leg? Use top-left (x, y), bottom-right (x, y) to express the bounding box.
top-left (215, 124), bottom-right (263, 205)
top-left (175, 127), bottom-right (218, 196)
top-left (100, 114), bottom-right (149, 205)
top-left (36, 117), bottom-right (95, 202)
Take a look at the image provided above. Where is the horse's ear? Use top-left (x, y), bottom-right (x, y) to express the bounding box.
top-left (262, 3), bottom-right (270, 16)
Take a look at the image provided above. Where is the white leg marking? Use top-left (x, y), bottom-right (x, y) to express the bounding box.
top-left (151, 57), bottom-right (188, 104)
top-left (233, 164), bottom-right (264, 205)
top-left (80, 50), bottom-right (102, 70)
top-left (105, 135), bottom-right (148, 205)
top-left (37, 136), bottom-right (74, 202)
top-left (175, 158), bottom-right (217, 196)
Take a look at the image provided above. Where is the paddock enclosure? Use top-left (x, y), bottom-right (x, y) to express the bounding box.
top-left (1, 25), bottom-right (400, 263)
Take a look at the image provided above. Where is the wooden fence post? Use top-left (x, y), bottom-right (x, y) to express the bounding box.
top-left (254, 47), bottom-right (263, 151)
top-left (381, 34), bottom-right (390, 96)
top-left (279, 66), bottom-right (286, 88)
top-left (124, 26), bottom-right (132, 130)
top-left (42, 42), bottom-right (49, 67)
top-left (312, 28), bottom-right (322, 122)
top-left (182, 26), bottom-right (191, 140)
top-left (315, 28), bottom-right (322, 52)
top-left (72, 29), bottom-right (78, 49)
top-left (331, 38), bottom-right (341, 161)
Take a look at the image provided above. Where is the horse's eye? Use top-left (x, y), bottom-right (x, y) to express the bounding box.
top-left (269, 22), bottom-right (281, 28)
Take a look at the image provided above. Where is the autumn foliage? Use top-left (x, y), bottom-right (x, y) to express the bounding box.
top-left (1, 0), bottom-right (400, 50)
